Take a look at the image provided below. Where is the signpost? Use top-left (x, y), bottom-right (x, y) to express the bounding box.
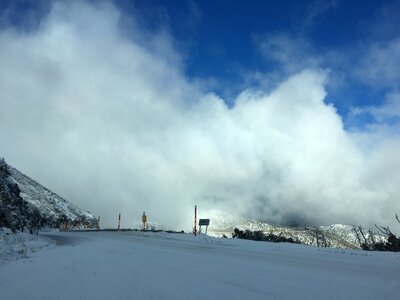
top-left (199, 219), bottom-right (210, 234)
top-left (142, 212), bottom-right (147, 231)
top-left (194, 205), bottom-right (197, 237)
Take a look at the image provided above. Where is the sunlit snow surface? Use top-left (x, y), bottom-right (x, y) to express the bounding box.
top-left (0, 231), bottom-right (399, 300)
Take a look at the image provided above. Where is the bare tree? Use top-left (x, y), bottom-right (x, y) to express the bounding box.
top-left (371, 214), bottom-right (400, 252)
top-left (314, 227), bottom-right (320, 247)
top-left (313, 227), bottom-right (329, 248)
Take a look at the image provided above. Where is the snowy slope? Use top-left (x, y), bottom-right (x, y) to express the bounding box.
top-left (1, 158), bottom-right (97, 228)
top-left (0, 230), bottom-right (398, 300)
top-left (206, 210), bottom-right (386, 249)
top-left (0, 227), bottom-right (54, 263)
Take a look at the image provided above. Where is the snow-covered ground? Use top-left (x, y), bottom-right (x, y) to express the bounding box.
top-left (0, 231), bottom-right (399, 300)
top-left (0, 228), bottom-right (54, 264)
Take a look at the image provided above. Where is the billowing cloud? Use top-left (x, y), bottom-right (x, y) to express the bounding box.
top-left (0, 2), bottom-right (399, 231)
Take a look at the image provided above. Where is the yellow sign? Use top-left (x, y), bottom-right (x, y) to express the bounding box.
top-left (142, 212), bottom-right (147, 224)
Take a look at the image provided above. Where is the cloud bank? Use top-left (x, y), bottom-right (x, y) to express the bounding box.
top-left (0, 2), bottom-right (399, 230)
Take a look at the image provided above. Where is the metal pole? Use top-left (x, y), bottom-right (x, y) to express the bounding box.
top-left (194, 205), bottom-right (197, 237)
top-left (118, 213), bottom-right (121, 230)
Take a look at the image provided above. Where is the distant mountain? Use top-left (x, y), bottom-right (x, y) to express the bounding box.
top-left (0, 158), bottom-right (97, 232)
top-left (207, 210), bottom-right (386, 249)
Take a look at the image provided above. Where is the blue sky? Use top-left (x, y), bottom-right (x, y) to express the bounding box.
top-left (0, 1), bottom-right (399, 228)
top-left (116, 0), bottom-right (400, 124)
top-left (1, 0), bottom-right (400, 128)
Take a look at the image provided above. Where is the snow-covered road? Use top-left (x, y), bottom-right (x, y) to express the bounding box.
top-left (1, 231), bottom-right (399, 300)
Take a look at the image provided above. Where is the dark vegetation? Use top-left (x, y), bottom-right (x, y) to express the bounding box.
top-left (59, 215), bottom-right (99, 230)
top-left (353, 215), bottom-right (400, 252)
top-left (232, 228), bottom-right (301, 244)
top-left (62, 228), bottom-right (185, 234)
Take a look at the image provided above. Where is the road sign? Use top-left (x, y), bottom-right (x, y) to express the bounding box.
top-left (199, 219), bottom-right (210, 234)
top-left (199, 219), bottom-right (210, 226)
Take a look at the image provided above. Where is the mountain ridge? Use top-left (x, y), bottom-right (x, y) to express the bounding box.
top-left (0, 158), bottom-right (97, 231)
top-left (206, 210), bottom-right (386, 249)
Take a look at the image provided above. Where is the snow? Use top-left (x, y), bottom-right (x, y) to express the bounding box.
top-left (7, 164), bottom-right (97, 225)
top-left (0, 228), bottom-right (54, 264)
top-left (207, 210), bottom-right (386, 249)
top-left (0, 231), bottom-right (399, 300)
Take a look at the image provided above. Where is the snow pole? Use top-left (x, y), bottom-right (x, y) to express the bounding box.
top-left (118, 213), bottom-right (120, 230)
top-left (194, 205), bottom-right (197, 237)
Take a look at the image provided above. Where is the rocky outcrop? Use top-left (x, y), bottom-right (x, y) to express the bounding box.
top-left (0, 158), bottom-right (43, 232)
top-left (0, 158), bottom-right (98, 231)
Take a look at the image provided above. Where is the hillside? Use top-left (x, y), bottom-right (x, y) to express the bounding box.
top-left (0, 158), bottom-right (97, 231)
top-left (206, 210), bottom-right (386, 249)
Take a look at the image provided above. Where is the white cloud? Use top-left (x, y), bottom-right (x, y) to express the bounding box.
top-left (257, 34), bottom-right (321, 74)
top-left (351, 93), bottom-right (400, 123)
top-left (357, 37), bottom-right (400, 89)
top-left (0, 2), bottom-right (399, 231)
top-left (303, 0), bottom-right (340, 29)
